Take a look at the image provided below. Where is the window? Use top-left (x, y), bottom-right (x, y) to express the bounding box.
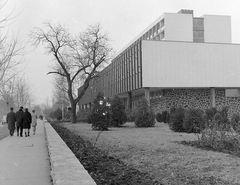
top-left (157, 22), bottom-right (160, 33)
top-left (193, 30), bottom-right (204, 42)
top-left (152, 25), bottom-right (156, 36)
top-left (193, 18), bottom-right (204, 31)
top-left (160, 18), bottom-right (164, 28)
top-left (160, 30), bottom-right (165, 40)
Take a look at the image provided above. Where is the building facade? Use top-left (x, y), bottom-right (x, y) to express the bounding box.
top-left (78, 9), bottom-right (240, 118)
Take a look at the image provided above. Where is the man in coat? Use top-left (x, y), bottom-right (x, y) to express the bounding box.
top-left (23, 108), bottom-right (32, 137)
top-left (6, 107), bottom-right (16, 136)
top-left (16, 106), bottom-right (24, 137)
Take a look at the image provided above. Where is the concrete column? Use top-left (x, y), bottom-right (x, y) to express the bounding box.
top-left (210, 87), bottom-right (216, 108)
top-left (145, 87), bottom-right (150, 104)
top-left (127, 92), bottom-right (132, 109)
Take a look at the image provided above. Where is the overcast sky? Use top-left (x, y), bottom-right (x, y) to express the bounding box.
top-left (3, 0), bottom-right (240, 105)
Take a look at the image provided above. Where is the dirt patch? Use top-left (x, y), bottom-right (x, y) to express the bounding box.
top-left (60, 122), bottom-right (240, 185)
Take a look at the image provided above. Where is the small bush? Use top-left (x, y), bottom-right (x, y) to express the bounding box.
top-left (91, 92), bottom-right (111, 131)
top-left (156, 112), bottom-right (162, 122)
top-left (169, 107), bottom-right (185, 132)
top-left (213, 112), bottom-right (223, 124)
top-left (183, 108), bottom-right (205, 133)
top-left (231, 113), bottom-right (240, 131)
top-left (205, 107), bottom-right (217, 123)
top-left (134, 98), bottom-right (155, 127)
top-left (125, 108), bottom-right (136, 122)
top-left (87, 114), bottom-right (93, 124)
top-left (111, 95), bottom-right (127, 127)
top-left (161, 111), bottom-right (168, 123)
top-left (166, 111), bottom-right (171, 123)
top-left (196, 120), bottom-right (240, 154)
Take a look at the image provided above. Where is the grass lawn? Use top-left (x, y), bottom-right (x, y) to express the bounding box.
top-left (60, 121), bottom-right (240, 185)
top-left (0, 124), bottom-right (9, 140)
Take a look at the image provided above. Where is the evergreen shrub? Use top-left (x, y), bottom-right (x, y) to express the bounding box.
top-left (125, 108), bottom-right (136, 122)
top-left (213, 106), bottom-right (230, 131)
top-left (166, 111), bottom-right (171, 123)
top-left (161, 111), bottom-right (168, 123)
top-left (231, 113), bottom-right (240, 131)
top-left (183, 108), bottom-right (205, 133)
top-left (91, 92), bottom-right (111, 131)
top-left (87, 114), bottom-right (93, 124)
top-left (169, 107), bottom-right (185, 132)
top-left (110, 95), bottom-right (127, 127)
top-left (156, 112), bottom-right (162, 122)
top-left (205, 107), bottom-right (218, 123)
top-left (134, 98), bottom-right (155, 127)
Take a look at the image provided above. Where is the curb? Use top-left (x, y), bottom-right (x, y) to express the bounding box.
top-left (44, 121), bottom-right (96, 185)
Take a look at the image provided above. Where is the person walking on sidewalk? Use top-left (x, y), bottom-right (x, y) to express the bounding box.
top-left (23, 108), bottom-right (32, 137)
top-left (31, 110), bottom-right (37, 135)
top-left (6, 107), bottom-right (16, 136)
top-left (16, 106), bottom-right (24, 137)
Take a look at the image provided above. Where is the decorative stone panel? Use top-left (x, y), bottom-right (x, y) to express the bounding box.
top-left (150, 88), bottom-right (240, 118)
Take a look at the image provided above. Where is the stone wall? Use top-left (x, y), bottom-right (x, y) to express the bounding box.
top-left (150, 88), bottom-right (240, 117)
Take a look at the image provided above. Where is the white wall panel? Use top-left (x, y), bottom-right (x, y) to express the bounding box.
top-left (203, 15), bottom-right (231, 43)
top-left (142, 40), bottom-right (240, 88)
top-left (164, 13), bottom-right (193, 42)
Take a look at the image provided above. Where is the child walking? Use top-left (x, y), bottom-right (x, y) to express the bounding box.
top-left (32, 110), bottom-right (37, 135)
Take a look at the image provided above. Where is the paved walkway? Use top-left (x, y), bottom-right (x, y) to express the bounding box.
top-left (0, 119), bottom-right (52, 185)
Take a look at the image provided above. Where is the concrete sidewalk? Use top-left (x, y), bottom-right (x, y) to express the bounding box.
top-left (0, 120), bottom-right (52, 185)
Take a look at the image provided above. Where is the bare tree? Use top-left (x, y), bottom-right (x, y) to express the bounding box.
top-left (0, 74), bottom-right (32, 109)
top-left (14, 75), bottom-right (32, 108)
top-left (30, 22), bottom-right (113, 123)
top-left (0, 0), bottom-right (24, 86)
top-left (52, 74), bottom-right (69, 119)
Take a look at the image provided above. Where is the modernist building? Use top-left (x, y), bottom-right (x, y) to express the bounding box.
top-left (78, 9), bottom-right (240, 117)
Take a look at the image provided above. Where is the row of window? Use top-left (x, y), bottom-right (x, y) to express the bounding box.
top-left (141, 19), bottom-right (165, 40)
top-left (79, 18), bottom-right (167, 103)
top-left (80, 90), bottom-right (163, 112)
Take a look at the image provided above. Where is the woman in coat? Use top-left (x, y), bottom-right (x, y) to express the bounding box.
top-left (23, 108), bottom-right (32, 137)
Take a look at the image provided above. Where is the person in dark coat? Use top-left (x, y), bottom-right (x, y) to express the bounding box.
top-left (6, 107), bottom-right (16, 136)
top-left (23, 108), bottom-right (32, 137)
top-left (16, 106), bottom-right (24, 137)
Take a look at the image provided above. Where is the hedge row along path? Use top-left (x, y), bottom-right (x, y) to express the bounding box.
top-left (55, 122), bottom-right (240, 185)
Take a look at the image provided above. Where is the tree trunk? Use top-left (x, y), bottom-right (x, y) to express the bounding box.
top-left (71, 102), bottom-right (77, 123)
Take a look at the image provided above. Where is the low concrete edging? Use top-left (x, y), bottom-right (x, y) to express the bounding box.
top-left (44, 121), bottom-right (96, 185)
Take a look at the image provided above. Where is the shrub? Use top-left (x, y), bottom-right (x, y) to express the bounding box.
top-left (214, 112), bottom-right (223, 124)
top-left (87, 114), bottom-right (93, 124)
top-left (49, 108), bottom-right (62, 120)
top-left (156, 112), bottom-right (162, 122)
top-left (134, 98), bottom-right (155, 127)
top-left (183, 108), bottom-right (205, 133)
top-left (219, 106), bottom-right (230, 124)
top-left (125, 108), bottom-right (136, 122)
top-left (91, 92), bottom-right (111, 131)
top-left (110, 95), bottom-right (127, 127)
top-left (196, 119), bottom-right (240, 154)
top-left (205, 107), bottom-right (217, 123)
top-left (231, 113), bottom-right (240, 131)
top-left (161, 111), bottom-right (168, 123)
top-left (169, 107), bottom-right (185, 132)
top-left (166, 111), bottom-right (171, 123)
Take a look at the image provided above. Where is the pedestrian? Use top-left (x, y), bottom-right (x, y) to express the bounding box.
top-left (23, 108), bottom-right (32, 137)
top-left (15, 106), bottom-right (24, 137)
top-left (31, 110), bottom-right (37, 135)
top-left (6, 107), bottom-right (16, 136)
